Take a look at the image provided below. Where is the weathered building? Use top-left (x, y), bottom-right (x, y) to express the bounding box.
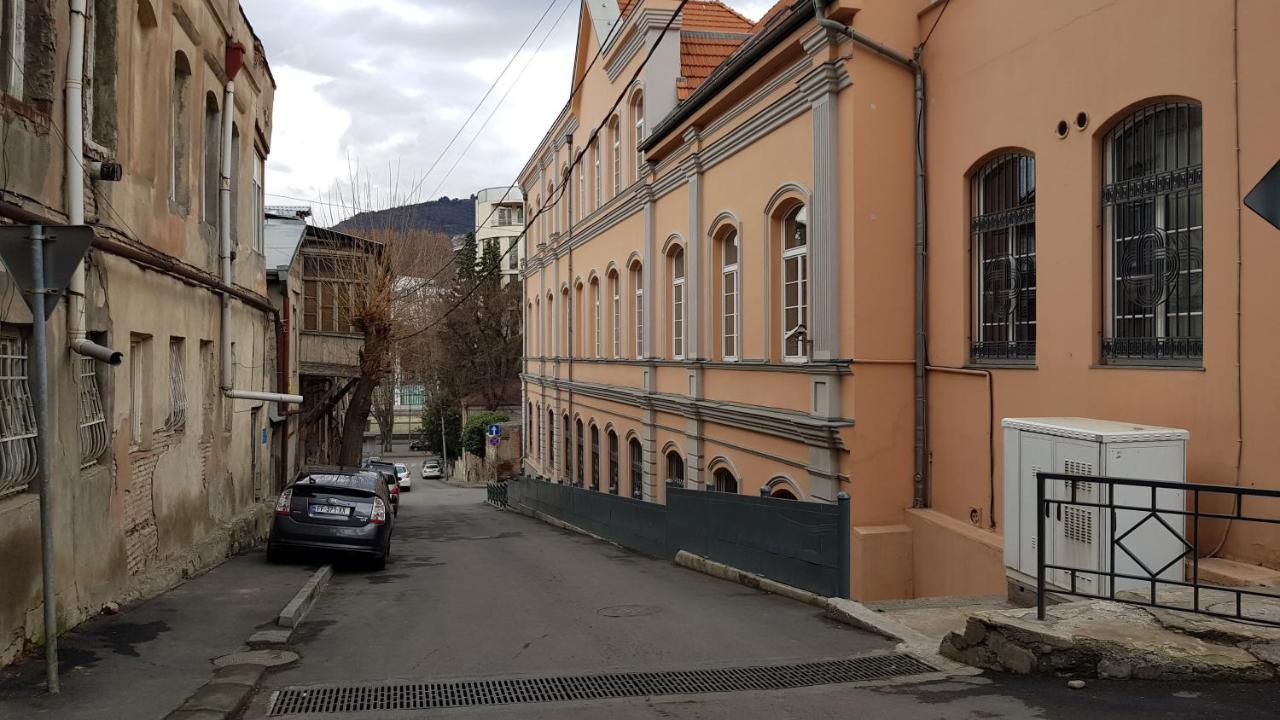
top-left (521, 0), bottom-right (1280, 600)
top-left (0, 0), bottom-right (284, 664)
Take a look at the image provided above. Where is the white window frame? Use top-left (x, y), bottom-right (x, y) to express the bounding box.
top-left (634, 267), bottom-right (644, 359)
top-left (782, 206), bottom-right (809, 362)
top-left (633, 94), bottom-right (645, 182)
top-left (671, 249), bottom-right (685, 360)
top-left (593, 281), bottom-right (602, 358)
top-left (252, 150), bottom-right (265, 254)
top-left (611, 118), bottom-right (621, 196)
top-left (722, 231), bottom-right (740, 361)
top-left (576, 147), bottom-right (585, 220)
top-left (611, 273), bottom-right (622, 358)
top-left (593, 141), bottom-right (601, 210)
top-left (1, 0), bottom-right (25, 99)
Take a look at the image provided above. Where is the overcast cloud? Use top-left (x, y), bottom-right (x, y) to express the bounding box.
top-left (240, 0), bottom-right (776, 225)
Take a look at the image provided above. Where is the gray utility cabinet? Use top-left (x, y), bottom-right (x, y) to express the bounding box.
top-left (1002, 417), bottom-right (1188, 598)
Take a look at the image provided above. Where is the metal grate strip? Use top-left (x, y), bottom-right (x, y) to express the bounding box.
top-left (268, 654), bottom-right (936, 716)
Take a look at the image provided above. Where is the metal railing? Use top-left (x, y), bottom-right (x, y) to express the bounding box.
top-left (486, 481), bottom-right (508, 509)
top-left (0, 334), bottom-right (38, 498)
top-left (1037, 472), bottom-right (1280, 627)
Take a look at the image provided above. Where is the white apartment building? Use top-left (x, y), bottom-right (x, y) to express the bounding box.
top-left (475, 186), bottom-right (526, 285)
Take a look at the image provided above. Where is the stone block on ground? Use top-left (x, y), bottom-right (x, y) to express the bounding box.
top-left (940, 600), bottom-right (1276, 681)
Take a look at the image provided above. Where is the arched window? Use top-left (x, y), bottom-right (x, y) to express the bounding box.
top-left (712, 468), bottom-right (738, 494)
top-left (666, 450), bottom-right (684, 489)
top-left (534, 406), bottom-right (541, 461)
top-left (527, 401), bottom-right (533, 456)
top-left (545, 295), bottom-right (554, 357)
top-left (632, 90), bottom-right (645, 182)
top-left (574, 281), bottom-right (584, 357)
top-left (1102, 101), bottom-right (1203, 364)
top-left (630, 437), bottom-right (644, 499)
top-left (771, 487), bottom-right (797, 500)
top-left (170, 52), bottom-right (191, 207)
top-left (631, 260), bottom-right (645, 359)
top-left (609, 270), bottom-right (622, 358)
top-left (592, 140), bottom-right (601, 209)
top-left (720, 228), bottom-right (740, 360)
top-left (547, 408), bottom-right (555, 473)
top-left (590, 424), bottom-right (600, 491)
top-left (534, 194), bottom-right (542, 244)
top-left (607, 430), bottom-right (619, 494)
top-left (610, 116), bottom-right (621, 196)
top-left (575, 418), bottom-right (584, 486)
top-left (972, 153), bottom-right (1036, 362)
top-left (575, 146), bottom-right (584, 220)
top-left (592, 277), bottom-right (602, 358)
top-left (782, 204), bottom-right (809, 361)
top-left (670, 246), bottom-right (686, 359)
top-left (562, 414), bottom-right (570, 483)
top-left (202, 92), bottom-right (221, 226)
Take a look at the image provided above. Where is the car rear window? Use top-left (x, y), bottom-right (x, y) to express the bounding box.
top-left (298, 473), bottom-right (379, 492)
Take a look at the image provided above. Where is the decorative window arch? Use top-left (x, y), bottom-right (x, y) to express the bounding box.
top-left (707, 456), bottom-right (740, 494)
top-left (971, 151), bottom-right (1036, 362)
top-left (1101, 100), bottom-right (1203, 364)
top-left (766, 475), bottom-right (803, 500)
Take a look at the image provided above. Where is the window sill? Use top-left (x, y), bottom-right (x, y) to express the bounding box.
top-left (1090, 363), bottom-right (1205, 372)
top-left (966, 362), bottom-right (1038, 370)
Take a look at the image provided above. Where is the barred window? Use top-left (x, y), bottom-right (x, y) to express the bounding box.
top-left (0, 332), bottom-right (37, 498)
top-left (629, 437), bottom-right (643, 500)
top-left (666, 450), bottom-right (684, 489)
top-left (78, 356), bottom-right (108, 468)
top-left (590, 424), bottom-right (600, 491)
top-left (712, 468), bottom-right (738, 494)
top-left (607, 430), bottom-right (619, 494)
top-left (971, 153), bottom-right (1037, 362)
top-left (165, 337), bottom-right (186, 431)
top-left (1103, 102), bottom-right (1203, 363)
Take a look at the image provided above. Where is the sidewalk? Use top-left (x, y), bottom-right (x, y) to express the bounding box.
top-left (0, 548), bottom-right (315, 720)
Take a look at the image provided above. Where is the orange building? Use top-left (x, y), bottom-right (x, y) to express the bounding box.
top-left (519, 0), bottom-right (1280, 600)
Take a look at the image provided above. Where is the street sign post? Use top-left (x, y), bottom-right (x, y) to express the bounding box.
top-left (0, 224), bottom-right (95, 695)
top-left (487, 423), bottom-right (501, 438)
top-left (489, 437), bottom-right (501, 447)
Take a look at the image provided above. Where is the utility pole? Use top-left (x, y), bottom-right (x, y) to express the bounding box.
top-left (440, 407), bottom-right (449, 477)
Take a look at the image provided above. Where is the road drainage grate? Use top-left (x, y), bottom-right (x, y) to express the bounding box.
top-left (268, 654), bottom-right (936, 715)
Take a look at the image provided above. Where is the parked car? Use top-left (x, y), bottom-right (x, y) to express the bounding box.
top-left (394, 463), bottom-right (411, 491)
top-left (268, 466), bottom-right (394, 569)
top-left (408, 439), bottom-right (430, 452)
top-left (362, 459), bottom-right (401, 511)
top-left (422, 458), bottom-right (443, 479)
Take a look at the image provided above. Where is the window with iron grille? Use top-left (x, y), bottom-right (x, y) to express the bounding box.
top-left (629, 437), bottom-right (643, 499)
top-left (78, 356), bottom-right (108, 468)
top-left (0, 331), bottom-right (37, 498)
top-left (590, 424), bottom-right (600, 491)
top-left (971, 152), bottom-right (1036, 362)
top-left (1102, 102), bottom-right (1203, 364)
top-left (608, 430), bottom-right (618, 494)
top-left (712, 468), bottom-right (738, 493)
top-left (576, 419), bottom-right (584, 486)
top-left (666, 450), bottom-right (684, 489)
top-left (165, 337), bottom-right (187, 431)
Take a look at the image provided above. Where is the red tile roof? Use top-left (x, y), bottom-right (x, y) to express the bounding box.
top-left (677, 35), bottom-right (746, 100)
top-left (681, 0), bottom-right (753, 32)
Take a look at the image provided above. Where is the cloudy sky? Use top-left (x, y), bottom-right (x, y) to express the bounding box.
top-left (240, 0), bottom-right (776, 226)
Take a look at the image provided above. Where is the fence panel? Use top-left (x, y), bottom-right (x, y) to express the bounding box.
top-left (668, 489), bottom-right (847, 598)
top-left (507, 478), bottom-right (670, 559)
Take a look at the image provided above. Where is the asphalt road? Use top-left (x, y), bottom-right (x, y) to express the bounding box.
top-left (246, 465), bottom-right (1280, 719)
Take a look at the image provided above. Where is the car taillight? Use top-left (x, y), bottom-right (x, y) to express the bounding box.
top-left (389, 484), bottom-right (400, 497)
top-left (274, 488), bottom-right (293, 516)
top-left (370, 497), bottom-right (387, 525)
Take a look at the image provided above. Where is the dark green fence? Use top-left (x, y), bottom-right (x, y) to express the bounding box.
top-left (504, 478), bottom-right (850, 598)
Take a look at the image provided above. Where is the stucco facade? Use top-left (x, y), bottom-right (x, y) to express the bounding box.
top-left (520, 0), bottom-right (1280, 601)
top-left (0, 0), bottom-right (280, 663)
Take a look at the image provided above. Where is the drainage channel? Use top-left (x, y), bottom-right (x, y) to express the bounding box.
top-left (268, 653), bottom-right (936, 715)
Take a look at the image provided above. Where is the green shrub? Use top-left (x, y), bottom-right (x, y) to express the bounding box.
top-left (462, 411), bottom-right (509, 457)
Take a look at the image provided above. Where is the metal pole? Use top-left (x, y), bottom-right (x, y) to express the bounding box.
top-left (30, 226), bottom-right (59, 693)
top-left (1036, 471), bottom-right (1046, 621)
top-left (837, 491), bottom-right (851, 599)
top-left (440, 409), bottom-right (448, 477)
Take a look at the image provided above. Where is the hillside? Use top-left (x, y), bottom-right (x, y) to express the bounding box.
top-left (336, 196), bottom-right (476, 237)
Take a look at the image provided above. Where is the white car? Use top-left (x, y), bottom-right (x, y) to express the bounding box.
top-left (421, 459), bottom-right (443, 479)
top-left (395, 463), bottom-right (412, 491)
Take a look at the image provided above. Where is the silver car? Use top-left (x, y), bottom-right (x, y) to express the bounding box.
top-left (395, 463), bottom-right (411, 491)
top-left (421, 459), bottom-right (443, 479)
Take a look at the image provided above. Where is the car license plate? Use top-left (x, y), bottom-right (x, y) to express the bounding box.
top-left (312, 504), bottom-right (350, 517)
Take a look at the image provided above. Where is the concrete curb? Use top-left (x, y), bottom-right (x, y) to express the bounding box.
top-left (278, 565), bottom-right (333, 629)
top-left (673, 550), bottom-right (828, 609)
top-left (164, 665), bottom-right (267, 720)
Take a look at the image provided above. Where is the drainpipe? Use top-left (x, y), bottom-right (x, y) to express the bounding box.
top-left (219, 45), bottom-right (303, 405)
top-left (66, 0), bottom-right (122, 365)
top-left (812, 0), bottom-right (928, 507)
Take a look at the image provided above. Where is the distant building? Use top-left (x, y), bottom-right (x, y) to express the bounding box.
top-left (474, 186), bottom-right (526, 285)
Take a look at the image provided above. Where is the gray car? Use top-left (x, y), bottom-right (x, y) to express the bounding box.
top-left (268, 466), bottom-right (394, 570)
